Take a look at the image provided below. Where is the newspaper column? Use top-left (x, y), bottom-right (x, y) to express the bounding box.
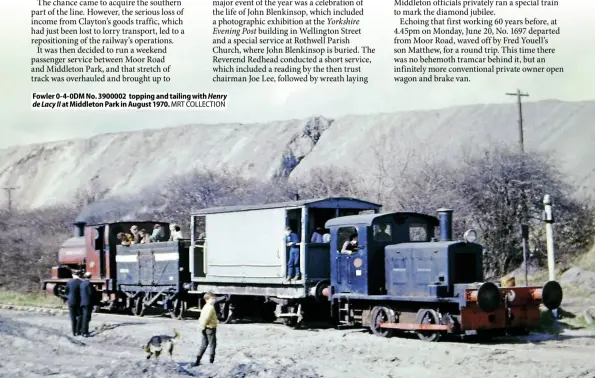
top-left (542, 194), bottom-right (558, 317)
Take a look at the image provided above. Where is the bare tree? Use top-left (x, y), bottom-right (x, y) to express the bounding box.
top-left (1, 143), bottom-right (593, 292)
top-left (450, 145), bottom-right (594, 277)
top-left (0, 205), bottom-right (77, 291)
top-left (73, 179), bottom-right (109, 210)
top-left (287, 166), bottom-right (369, 200)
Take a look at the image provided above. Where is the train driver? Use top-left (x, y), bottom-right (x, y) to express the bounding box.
top-left (341, 234), bottom-right (359, 254)
top-left (374, 224), bottom-right (391, 242)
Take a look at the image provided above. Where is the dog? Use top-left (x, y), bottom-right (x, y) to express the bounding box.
top-left (143, 329), bottom-right (180, 360)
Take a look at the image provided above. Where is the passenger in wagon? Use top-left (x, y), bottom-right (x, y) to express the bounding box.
top-left (130, 225), bottom-right (141, 244)
top-left (285, 226), bottom-right (301, 281)
top-left (117, 232), bottom-right (133, 246)
top-left (150, 224), bottom-right (164, 242)
top-left (168, 223), bottom-right (177, 241)
top-left (341, 234), bottom-right (359, 254)
top-left (172, 225), bottom-right (183, 240)
top-left (311, 226), bottom-right (324, 243)
top-left (139, 229), bottom-right (150, 243)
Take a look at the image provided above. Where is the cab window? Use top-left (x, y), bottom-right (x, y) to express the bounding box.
top-left (337, 226), bottom-right (357, 254)
top-left (373, 223), bottom-right (392, 242)
top-left (409, 223), bottom-right (428, 241)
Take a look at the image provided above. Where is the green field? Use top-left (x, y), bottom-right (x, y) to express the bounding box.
top-left (0, 290), bottom-right (64, 308)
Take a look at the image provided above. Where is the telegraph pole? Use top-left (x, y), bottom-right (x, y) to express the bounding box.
top-left (507, 90), bottom-right (530, 283)
top-left (506, 89), bottom-right (529, 153)
top-left (2, 187), bottom-right (17, 212)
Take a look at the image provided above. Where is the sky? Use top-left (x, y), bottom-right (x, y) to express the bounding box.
top-left (0, 0), bottom-right (593, 149)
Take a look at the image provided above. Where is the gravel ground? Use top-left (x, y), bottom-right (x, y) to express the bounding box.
top-left (1, 309), bottom-right (595, 378)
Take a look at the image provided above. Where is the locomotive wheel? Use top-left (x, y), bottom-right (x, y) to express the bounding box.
top-left (132, 296), bottom-right (145, 317)
top-left (370, 306), bottom-right (396, 338)
top-left (416, 309), bottom-right (442, 342)
top-left (508, 327), bottom-right (530, 336)
top-left (171, 299), bottom-right (187, 320)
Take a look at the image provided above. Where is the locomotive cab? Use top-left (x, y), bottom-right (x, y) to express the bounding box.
top-left (326, 211), bottom-right (441, 296)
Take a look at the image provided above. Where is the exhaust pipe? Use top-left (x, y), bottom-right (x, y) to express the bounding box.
top-left (73, 222), bottom-right (86, 237)
top-left (437, 208), bottom-right (453, 241)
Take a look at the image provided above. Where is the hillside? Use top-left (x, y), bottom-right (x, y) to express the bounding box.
top-left (1, 99), bottom-right (594, 210)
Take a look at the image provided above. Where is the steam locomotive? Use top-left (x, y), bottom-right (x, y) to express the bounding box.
top-left (42, 197), bottom-right (562, 341)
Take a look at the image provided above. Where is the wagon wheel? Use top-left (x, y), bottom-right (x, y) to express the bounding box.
top-left (216, 301), bottom-right (234, 324)
top-left (281, 317), bottom-right (298, 328)
top-left (262, 311), bottom-right (277, 323)
top-left (281, 304), bottom-right (304, 329)
top-left (416, 309), bottom-right (442, 342)
top-left (370, 306), bottom-right (396, 338)
top-left (260, 301), bottom-right (277, 323)
top-left (170, 299), bottom-right (187, 320)
top-left (132, 296), bottom-right (145, 317)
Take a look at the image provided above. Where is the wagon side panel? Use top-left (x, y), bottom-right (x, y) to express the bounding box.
top-left (205, 208), bottom-right (286, 281)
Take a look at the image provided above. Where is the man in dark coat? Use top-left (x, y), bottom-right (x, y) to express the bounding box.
top-left (65, 272), bottom-right (82, 336)
top-left (79, 272), bottom-right (95, 337)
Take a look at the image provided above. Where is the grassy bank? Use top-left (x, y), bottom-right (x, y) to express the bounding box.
top-left (0, 290), bottom-right (64, 308)
top-left (539, 307), bottom-right (595, 335)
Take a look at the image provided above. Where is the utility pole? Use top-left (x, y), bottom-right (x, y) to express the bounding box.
top-left (507, 89), bottom-right (530, 281)
top-left (506, 89), bottom-right (529, 153)
top-left (543, 194), bottom-right (558, 318)
top-left (2, 187), bottom-right (17, 212)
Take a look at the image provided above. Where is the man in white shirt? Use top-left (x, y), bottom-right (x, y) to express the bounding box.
top-left (172, 225), bottom-right (183, 240)
top-left (311, 226), bottom-right (324, 243)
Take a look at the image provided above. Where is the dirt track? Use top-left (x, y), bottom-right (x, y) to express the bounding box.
top-left (1, 309), bottom-right (595, 378)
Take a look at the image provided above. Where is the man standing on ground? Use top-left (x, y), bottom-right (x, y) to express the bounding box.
top-left (79, 272), bottom-right (95, 337)
top-left (65, 272), bottom-right (82, 337)
top-left (285, 226), bottom-right (301, 281)
top-left (195, 292), bottom-right (218, 366)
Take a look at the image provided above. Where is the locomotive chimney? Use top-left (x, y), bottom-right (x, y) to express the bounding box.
top-left (73, 222), bottom-right (86, 237)
top-left (437, 208), bottom-right (453, 241)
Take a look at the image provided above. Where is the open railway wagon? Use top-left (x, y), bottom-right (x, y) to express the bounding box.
top-left (322, 208), bottom-right (564, 341)
top-left (182, 197), bottom-right (383, 325)
top-left (42, 220), bottom-right (187, 314)
top-left (115, 239), bottom-right (191, 317)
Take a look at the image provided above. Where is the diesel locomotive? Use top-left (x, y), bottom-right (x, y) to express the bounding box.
top-left (42, 197), bottom-right (562, 341)
top-left (323, 208), bottom-right (562, 340)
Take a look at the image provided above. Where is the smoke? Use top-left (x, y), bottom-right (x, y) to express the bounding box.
top-left (75, 197), bottom-right (150, 224)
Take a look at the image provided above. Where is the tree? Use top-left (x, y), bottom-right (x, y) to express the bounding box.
top-left (451, 145), bottom-right (595, 277)
top-left (287, 166), bottom-right (369, 200)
